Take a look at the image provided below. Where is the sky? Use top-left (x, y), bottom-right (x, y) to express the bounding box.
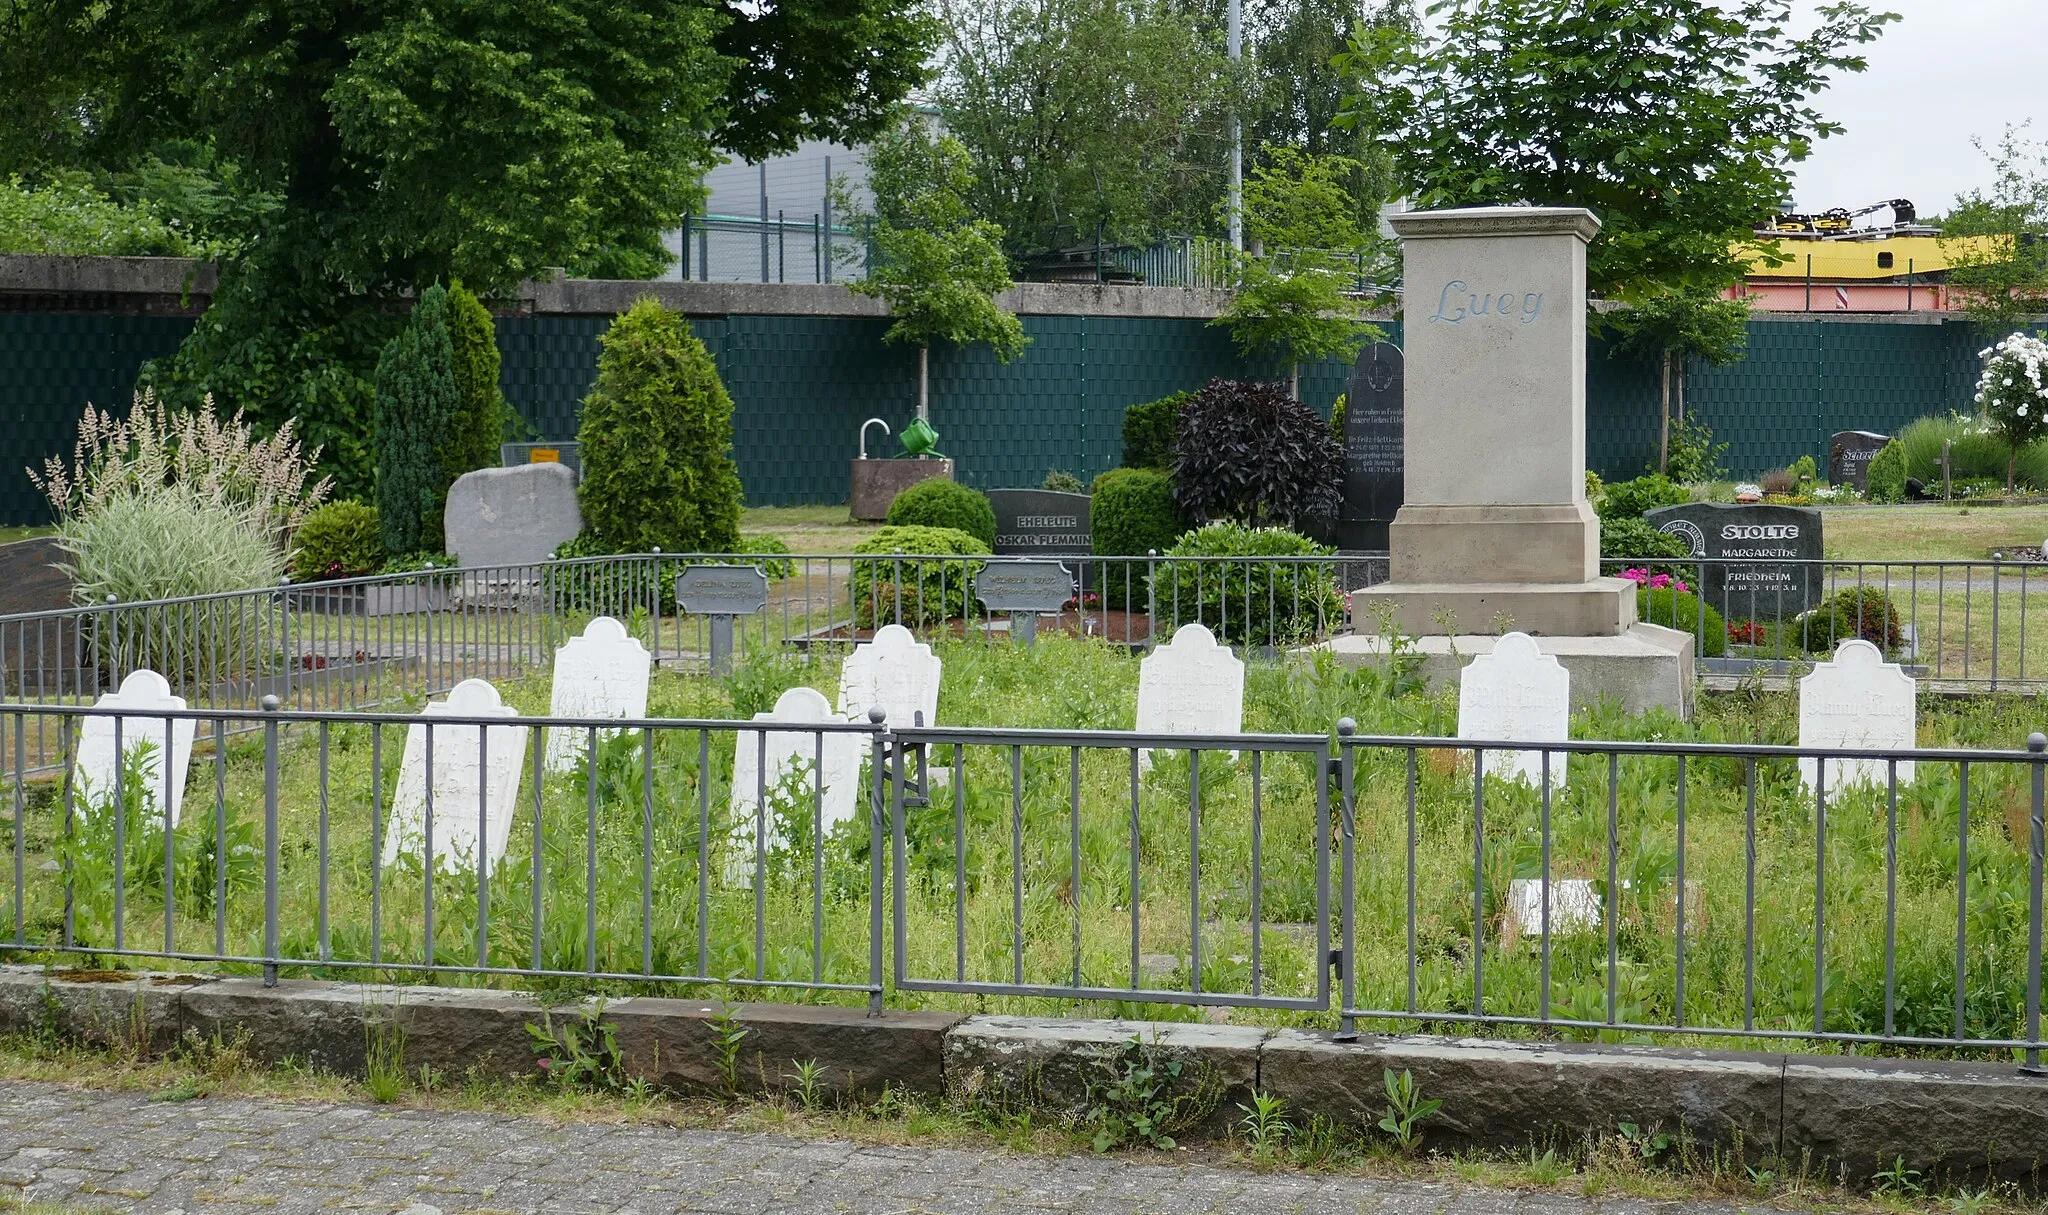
top-left (1782, 0), bottom-right (2044, 216)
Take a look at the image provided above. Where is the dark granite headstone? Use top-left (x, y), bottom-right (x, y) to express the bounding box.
top-left (1828, 431), bottom-right (1889, 491)
top-left (987, 490), bottom-right (1091, 556)
top-left (1338, 343), bottom-right (1403, 552)
top-left (1644, 502), bottom-right (1824, 617)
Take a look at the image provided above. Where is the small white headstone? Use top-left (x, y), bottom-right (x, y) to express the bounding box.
top-left (729, 687), bottom-right (862, 882)
top-left (1135, 624), bottom-right (1244, 770)
top-left (837, 624), bottom-right (942, 729)
top-left (382, 679), bottom-right (531, 877)
top-left (1799, 638), bottom-right (1915, 791)
top-left (1503, 879), bottom-right (1601, 943)
top-left (1457, 632), bottom-right (1571, 789)
top-left (544, 617), bottom-right (652, 773)
top-left (72, 669), bottom-right (195, 825)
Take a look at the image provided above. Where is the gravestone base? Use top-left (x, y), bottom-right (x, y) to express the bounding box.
top-left (1354, 578), bottom-right (1636, 638)
top-left (850, 458), bottom-right (954, 521)
top-left (1315, 623), bottom-right (1694, 719)
top-left (1389, 502), bottom-right (1599, 584)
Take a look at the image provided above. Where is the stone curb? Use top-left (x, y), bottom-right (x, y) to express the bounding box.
top-left (4, 966), bottom-right (2047, 1185)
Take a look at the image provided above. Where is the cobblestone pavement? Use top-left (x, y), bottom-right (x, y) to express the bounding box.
top-left (0, 1080), bottom-right (1760, 1215)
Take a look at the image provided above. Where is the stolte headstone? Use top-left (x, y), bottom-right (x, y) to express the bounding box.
top-left (72, 669), bottom-right (197, 825)
top-left (1798, 639), bottom-right (1916, 792)
top-left (837, 624), bottom-right (942, 728)
top-left (443, 463), bottom-right (583, 569)
top-left (544, 617), bottom-right (652, 773)
top-left (1134, 623), bottom-right (1244, 770)
top-left (1338, 342), bottom-right (1405, 552)
top-left (987, 490), bottom-right (1092, 557)
top-left (729, 686), bottom-right (862, 883)
top-left (1645, 502), bottom-right (1824, 618)
top-left (1829, 431), bottom-right (1890, 492)
top-left (382, 678), bottom-right (531, 877)
top-left (1457, 632), bottom-right (1571, 789)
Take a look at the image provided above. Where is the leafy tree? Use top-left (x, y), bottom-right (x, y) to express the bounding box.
top-left (1942, 125), bottom-right (2048, 332)
top-left (1341, 0), bottom-right (1896, 300)
top-left (374, 285), bottom-right (460, 557)
top-left (0, 173), bottom-right (198, 256)
top-left (4, 0), bottom-right (933, 491)
top-left (575, 299), bottom-right (743, 554)
top-left (931, 0), bottom-right (1234, 253)
top-left (1172, 378), bottom-right (1343, 529)
top-left (1212, 147), bottom-right (1386, 399)
top-left (1602, 288), bottom-right (1751, 473)
top-left (849, 116), bottom-right (1026, 420)
top-left (444, 282), bottom-right (509, 490)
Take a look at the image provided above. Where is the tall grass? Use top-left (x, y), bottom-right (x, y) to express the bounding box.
top-left (1892, 414), bottom-right (2048, 490)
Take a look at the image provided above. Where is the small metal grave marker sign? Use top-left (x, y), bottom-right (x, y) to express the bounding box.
top-left (974, 560), bottom-right (1074, 645)
top-left (676, 564), bottom-right (769, 674)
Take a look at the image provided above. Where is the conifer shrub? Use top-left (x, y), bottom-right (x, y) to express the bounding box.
top-left (442, 282), bottom-right (507, 488)
top-left (575, 299), bottom-right (743, 554)
top-left (374, 283), bottom-right (458, 555)
top-left (1121, 391), bottom-right (1191, 470)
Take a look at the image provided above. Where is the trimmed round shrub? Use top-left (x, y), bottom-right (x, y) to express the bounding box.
top-left (1172, 379), bottom-right (1343, 530)
top-left (851, 525), bottom-right (990, 629)
top-left (290, 500), bottom-right (385, 582)
top-left (738, 532), bottom-right (796, 580)
top-left (885, 479), bottom-right (996, 547)
top-left (1600, 515), bottom-right (1694, 560)
top-left (1865, 439), bottom-right (1907, 503)
top-left (1636, 587), bottom-right (1726, 657)
top-left (1595, 473), bottom-right (1690, 522)
top-left (547, 531), bottom-right (796, 614)
top-left (576, 298), bottom-right (743, 554)
top-left (1092, 467), bottom-right (1184, 610)
top-left (1121, 391), bottom-right (1189, 470)
top-left (1799, 586), bottom-right (1905, 653)
top-left (1042, 470), bottom-right (1084, 493)
top-left (1151, 523), bottom-right (1344, 647)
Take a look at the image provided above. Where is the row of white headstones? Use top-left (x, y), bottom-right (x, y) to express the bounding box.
top-left (71, 622), bottom-right (1915, 904)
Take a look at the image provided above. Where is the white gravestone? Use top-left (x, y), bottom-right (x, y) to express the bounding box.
top-left (382, 679), bottom-right (531, 877)
top-left (1458, 632), bottom-right (1571, 789)
top-left (837, 624), bottom-right (942, 729)
top-left (73, 669), bottom-right (196, 825)
top-left (1799, 639), bottom-right (1916, 792)
top-left (729, 687), bottom-right (862, 883)
top-left (1135, 624), bottom-right (1245, 771)
top-left (1503, 878), bottom-right (1600, 945)
top-left (544, 617), bottom-right (652, 774)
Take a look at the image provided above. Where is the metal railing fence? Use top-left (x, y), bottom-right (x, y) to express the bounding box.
top-left (1, 700), bottom-right (2044, 1061)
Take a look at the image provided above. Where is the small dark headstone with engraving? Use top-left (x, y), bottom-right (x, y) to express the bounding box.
top-left (1338, 343), bottom-right (1404, 552)
top-left (1828, 431), bottom-right (1889, 492)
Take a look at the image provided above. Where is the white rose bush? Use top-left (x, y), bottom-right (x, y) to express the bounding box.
top-left (1975, 332), bottom-right (2048, 493)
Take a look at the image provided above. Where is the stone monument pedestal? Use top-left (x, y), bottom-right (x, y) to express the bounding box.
top-left (1317, 623), bottom-right (1694, 720)
top-left (1321, 204), bottom-right (1689, 716)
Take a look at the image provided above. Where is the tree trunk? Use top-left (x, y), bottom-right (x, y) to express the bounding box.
top-left (1658, 350), bottom-right (1673, 473)
top-left (2010, 448), bottom-right (2018, 497)
top-left (918, 346), bottom-right (930, 422)
top-left (1289, 361), bottom-right (1300, 402)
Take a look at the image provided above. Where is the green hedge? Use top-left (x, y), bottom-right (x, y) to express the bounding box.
top-left (885, 479), bottom-right (997, 547)
top-left (1637, 587), bottom-right (1726, 657)
top-left (1799, 586), bottom-right (1905, 653)
top-left (851, 525), bottom-right (990, 629)
top-left (1151, 523), bottom-right (1344, 647)
top-left (1120, 392), bottom-right (1189, 470)
top-left (289, 500), bottom-right (384, 583)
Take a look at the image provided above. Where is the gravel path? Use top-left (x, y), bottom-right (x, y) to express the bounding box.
top-left (0, 1079), bottom-right (1766, 1215)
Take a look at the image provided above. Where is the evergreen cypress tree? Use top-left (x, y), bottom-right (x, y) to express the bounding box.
top-left (373, 284), bottom-right (458, 555)
top-left (575, 298), bottom-right (743, 553)
top-left (443, 282), bottom-right (507, 487)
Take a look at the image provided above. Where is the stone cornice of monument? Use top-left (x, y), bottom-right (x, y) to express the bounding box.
top-left (1387, 206), bottom-right (1602, 243)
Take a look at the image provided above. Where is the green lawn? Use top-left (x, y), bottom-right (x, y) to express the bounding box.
top-left (1823, 504), bottom-right (2048, 562)
top-left (742, 505), bottom-right (882, 554)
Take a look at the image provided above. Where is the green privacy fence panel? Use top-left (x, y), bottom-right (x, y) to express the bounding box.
top-left (0, 313), bottom-right (195, 526)
top-left (0, 309), bottom-right (2002, 523)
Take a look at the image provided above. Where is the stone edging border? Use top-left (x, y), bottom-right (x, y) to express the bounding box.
top-left (3, 966), bottom-right (2044, 1188)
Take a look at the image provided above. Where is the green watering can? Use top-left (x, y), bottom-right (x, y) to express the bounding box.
top-left (899, 417), bottom-right (943, 458)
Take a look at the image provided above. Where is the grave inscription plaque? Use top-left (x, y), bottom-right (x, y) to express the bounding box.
top-left (1829, 431), bottom-right (1889, 492)
top-left (676, 563), bottom-right (769, 675)
top-left (1798, 638), bottom-right (1916, 791)
top-left (974, 559), bottom-right (1075, 643)
top-left (988, 490), bottom-right (1092, 557)
top-left (1338, 342), bottom-right (1404, 552)
top-left (1645, 502), bottom-right (1823, 617)
top-left (383, 678), bottom-right (530, 877)
top-left (1134, 623), bottom-right (1244, 769)
top-left (1457, 632), bottom-right (1570, 789)
top-left (544, 616), bottom-right (652, 773)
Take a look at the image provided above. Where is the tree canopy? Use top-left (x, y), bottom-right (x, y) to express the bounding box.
top-left (1341, 0), bottom-right (1896, 300)
top-left (1942, 126), bottom-right (2048, 331)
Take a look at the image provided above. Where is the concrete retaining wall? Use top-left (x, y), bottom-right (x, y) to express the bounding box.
top-left (4, 966), bottom-right (2046, 1188)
